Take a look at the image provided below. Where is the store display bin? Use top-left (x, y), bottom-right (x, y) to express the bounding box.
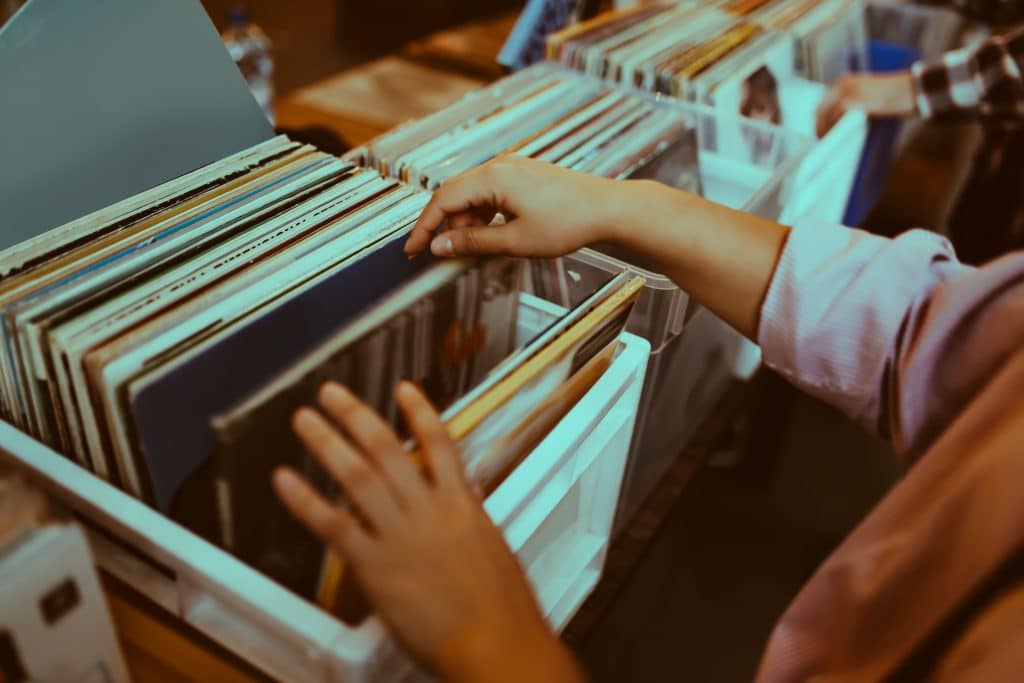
top-left (0, 294), bottom-right (650, 683)
top-left (557, 250), bottom-right (742, 534)
top-left (554, 93), bottom-right (863, 534)
top-left (571, 78), bottom-right (866, 532)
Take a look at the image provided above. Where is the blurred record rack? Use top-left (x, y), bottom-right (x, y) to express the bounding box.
top-left (548, 1), bottom-right (870, 227)
top-left (0, 1), bottom-right (651, 680)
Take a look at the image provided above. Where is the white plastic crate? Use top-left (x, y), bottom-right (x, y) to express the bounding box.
top-left (0, 523), bottom-right (130, 682)
top-left (537, 63), bottom-right (867, 534)
top-left (558, 248), bottom-right (744, 533)
top-left (0, 293), bottom-right (649, 683)
top-left (612, 309), bottom-right (743, 531)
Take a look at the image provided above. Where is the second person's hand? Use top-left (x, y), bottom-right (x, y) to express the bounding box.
top-left (404, 155), bottom-right (627, 259)
top-left (816, 72), bottom-right (917, 137)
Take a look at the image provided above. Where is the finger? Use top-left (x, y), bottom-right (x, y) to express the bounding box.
top-left (405, 169), bottom-right (497, 255)
top-left (472, 204), bottom-right (501, 225)
top-left (292, 407), bottom-right (402, 530)
top-left (317, 383), bottom-right (424, 505)
top-left (447, 209), bottom-right (489, 233)
top-left (395, 381), bottom-right (466, 492)
top-left (272, 467), bottom-right (370, 556)
top-left (432, 221), bottom-right (520, 257)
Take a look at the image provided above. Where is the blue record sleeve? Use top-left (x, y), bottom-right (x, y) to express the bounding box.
top-left (129, 233), bottom-right (437, 511)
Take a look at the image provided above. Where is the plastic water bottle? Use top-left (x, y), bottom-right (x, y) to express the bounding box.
top-left (222, 6), bottom-right (275, 124)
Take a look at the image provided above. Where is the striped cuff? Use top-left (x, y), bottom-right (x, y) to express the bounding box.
top-left (910, 46), bottom-right (980, 119)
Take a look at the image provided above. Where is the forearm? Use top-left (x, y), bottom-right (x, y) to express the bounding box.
top-left (604, 180), bottom-right (789, 340)
top-left (409, 159), bottom-right (787, 340)
top-left (437, 628), bottom-right (585, 683)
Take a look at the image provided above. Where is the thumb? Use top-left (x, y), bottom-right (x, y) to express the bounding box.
top-left (430, 222), bottom-right (518, 257)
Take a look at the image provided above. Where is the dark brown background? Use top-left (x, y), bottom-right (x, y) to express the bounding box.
top-left (199, 0), bottom-right (519, 94)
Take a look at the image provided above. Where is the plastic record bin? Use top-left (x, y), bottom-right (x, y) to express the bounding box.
top-left (556, 97), bottom-right (864, 534)
top-left (560, 247), bottom-right (747, 531)
top-left (0, 294), bottom-right (650, 683)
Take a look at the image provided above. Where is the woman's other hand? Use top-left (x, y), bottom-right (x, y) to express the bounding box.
top-left (816, 71), bottom-right (917, 137)
top-left (273, 381), bottom-right (584, 683)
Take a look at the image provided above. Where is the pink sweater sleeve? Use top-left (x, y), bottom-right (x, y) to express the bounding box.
top-left (757, 217), bottom-right (991, 456)
top-left (754, 221), bottom-right (1024, 681)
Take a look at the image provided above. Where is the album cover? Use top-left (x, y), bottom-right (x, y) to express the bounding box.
top-left (313, 272), bottom-right (643, 621)
top-left (209, 257), bottom-right (522, 607)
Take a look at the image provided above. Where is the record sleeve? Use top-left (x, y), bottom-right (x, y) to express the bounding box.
top-left (316, 272), bottom-right (643, 621)
top-left (208, 257), bottom-right (522, 603)
top-left (127, 226), bottom-right (438, 511)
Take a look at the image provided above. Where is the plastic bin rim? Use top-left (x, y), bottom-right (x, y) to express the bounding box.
top-left (571, 247), bottom-right (680, 289)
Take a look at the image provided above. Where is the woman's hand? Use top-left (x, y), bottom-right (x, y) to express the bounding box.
top-left (816, 72), bottom-right (917, 137)
top-left (273, 381), bottom-right (584, 683)
top-left (404, 155), bottom-right (626, 259)
top-left (406, 155), bottom-right (787, 340)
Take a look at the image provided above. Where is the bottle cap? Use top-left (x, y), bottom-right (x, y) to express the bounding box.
top-left (228, 6), bottom-right (249, 25)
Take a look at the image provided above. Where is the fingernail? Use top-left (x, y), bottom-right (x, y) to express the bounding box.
top-left (431, 235), bottom-right (453, 256)
top-left (293, 407), bottom-right (317, 430)
top-left (273, 468), bottom-right (299, 493)
top-left (319, 382), bottom-right (349, 403)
